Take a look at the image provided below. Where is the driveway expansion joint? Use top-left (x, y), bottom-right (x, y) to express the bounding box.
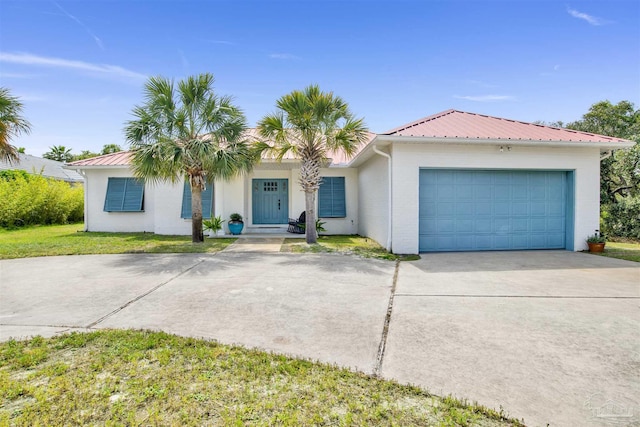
top-left (373, 260), bottom-right (400, 378)
top-left (85, 258), bottom-right (207, 328)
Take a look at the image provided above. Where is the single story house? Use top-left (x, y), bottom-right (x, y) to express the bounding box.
top-left (1, 153), bottom-right (84, 183)
top-left (66, 109), bottom-right (634, 254)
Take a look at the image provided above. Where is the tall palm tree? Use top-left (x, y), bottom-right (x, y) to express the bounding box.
top-left (124, 73), bottom-right (258, 243)
top-left (258, 85), bottom-right (368, 244)
top-left (43, 145), bottom-right (73, 162)
top-left (0, 87), bottom-right (32, 164)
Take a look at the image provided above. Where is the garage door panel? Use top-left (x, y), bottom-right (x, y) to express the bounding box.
top-left (419, 169), bottom-right (568, 252)
top-left (512, 202), bottom-right (529, 215)
top-left (512, 218), bottom-right (529, 232)
top-left (475, 219), bottom-right (492, 232)
top-left (456, 219), bottom-right (474, 232)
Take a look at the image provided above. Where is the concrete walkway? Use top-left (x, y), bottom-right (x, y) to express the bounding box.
top-left (1, 250), bottom-right (638, 426)
top-left (223, 237), bottom-right (285, 253)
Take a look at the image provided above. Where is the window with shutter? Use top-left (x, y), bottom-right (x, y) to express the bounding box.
top-left (318, 177), bottom-right (346, 218)
top-left (103, 178), bottom-right (144, 212)
top-left (181, 181), bottom-right (214, 219)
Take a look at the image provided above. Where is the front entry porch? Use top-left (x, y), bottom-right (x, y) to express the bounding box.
top-left (252, 178), bottom-right (289, 225)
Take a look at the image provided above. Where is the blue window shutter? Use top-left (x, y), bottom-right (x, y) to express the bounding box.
top-left (201, 184), bottom-right (213, 219)
top-left (181, 181), bottom-right (214, 219)
top-left (122, 179), bottom-right (144, 211)
top-left (181, 182), bottom-right (192, 218)
top-left (104, 178), bottom-right (144, 212)
top-left (318, 177), bottom-right (346, 218)
top-left (332, 177), bottom-right (346, 217)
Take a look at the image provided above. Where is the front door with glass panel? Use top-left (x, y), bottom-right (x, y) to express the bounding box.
top-left (252, 179), bottom-right (288, 224)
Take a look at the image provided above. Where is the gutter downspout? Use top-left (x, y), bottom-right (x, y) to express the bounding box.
top-left (372, 145), bottom-right (392, 252)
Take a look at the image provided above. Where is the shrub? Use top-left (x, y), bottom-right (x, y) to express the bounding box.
top-left (601, 196), bottom-right (640, 239)
top-left (0, 173), bottom-right (84, 227)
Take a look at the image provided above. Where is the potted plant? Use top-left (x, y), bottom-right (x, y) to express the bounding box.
top-left (586, 230), bottom-right (606, 253)
top-left (203, 216), bottom-right (225, 238)
top-left (228, 213), bottom-right (244, 235)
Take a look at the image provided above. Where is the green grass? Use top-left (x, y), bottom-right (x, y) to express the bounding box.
top-left (0, 330), bottom-right (521, 426)
top-left (592, 240), bottom-right (640, 262)
top-left (0, 224), bottom-right (235, 259)
top-left (282, 235), bottom-right (420, 261)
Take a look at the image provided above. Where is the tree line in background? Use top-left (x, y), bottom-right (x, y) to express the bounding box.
top-left (540, 101), bottom-right (640, 239)
top-left (41, 143), bottom-right (123, 162)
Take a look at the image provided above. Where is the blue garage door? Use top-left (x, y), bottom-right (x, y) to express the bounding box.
top-left (419, 170), bottom-right (569, 252)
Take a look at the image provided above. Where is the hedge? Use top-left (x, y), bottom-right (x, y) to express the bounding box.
top-left (0, 171), bottom-right (83, 227)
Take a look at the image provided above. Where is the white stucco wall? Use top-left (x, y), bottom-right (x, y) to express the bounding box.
top-left (388, 143), bottom-right (601, 254)
top-left (357, 153), bottom-right (390, 248)
top-left (153, 181), bottom-right (191, 235)
top-left (83, 168), bottom-right (154, 233)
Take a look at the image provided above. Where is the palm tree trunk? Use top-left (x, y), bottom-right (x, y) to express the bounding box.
top-left (191, 185), bottom-right (204, 243)
top-left (304, 190), bottom-right (317, 244)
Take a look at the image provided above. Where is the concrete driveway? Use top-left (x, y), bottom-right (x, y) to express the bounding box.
top-left (1, 250), bottom-right (638, 426)
top-left (383, 251), bottom-right (639, 426)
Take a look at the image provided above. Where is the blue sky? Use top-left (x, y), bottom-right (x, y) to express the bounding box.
top-left (1, 0), bottom-right (638, 156)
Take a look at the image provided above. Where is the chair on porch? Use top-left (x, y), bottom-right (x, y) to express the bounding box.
top-left (287, 211), bottom-right (306, 234)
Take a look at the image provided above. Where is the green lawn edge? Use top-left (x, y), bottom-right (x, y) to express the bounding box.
top-left (281, 235), bottom-right (420, 261)
top-left (0, 330), bottom-right (523, 426)
top-left (0, 224), bottom-right (236, 259)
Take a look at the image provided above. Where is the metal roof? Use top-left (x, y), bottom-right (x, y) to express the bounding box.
top-left (1, 154), bottom-right (84, 182)
top-left (67, 151), bottom-right (132, 167)
top-left (66, 131), bottom-right (377, 167)
top-left (383, 109), bottom-right (632, 143)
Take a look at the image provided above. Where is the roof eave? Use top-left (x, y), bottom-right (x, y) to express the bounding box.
top-left (374, 135), bottom-right (635, 149)
top-left (347, 135), bottom-right (634, 167)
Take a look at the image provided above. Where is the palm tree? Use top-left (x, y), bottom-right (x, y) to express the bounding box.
top-left (43, 145), bottom-right (73, 162)
top-left (0, 87), bottom-right (32, 164)
top-left (124, 73), bottom-right (258, 243)
top-left (257, 85), bottom-right (368, 244)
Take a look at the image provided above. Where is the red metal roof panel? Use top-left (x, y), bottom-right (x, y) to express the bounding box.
top-left (383, 109), bottom-right (631, 143)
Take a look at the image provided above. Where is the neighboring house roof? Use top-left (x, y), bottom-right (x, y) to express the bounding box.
top-left (1, 154), bottom-right (84, 182)
top-left (382, 109), bottom-right (632, 143)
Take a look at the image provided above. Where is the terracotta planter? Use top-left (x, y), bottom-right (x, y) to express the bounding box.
top-left (588, 242), bottom-right (605, 253)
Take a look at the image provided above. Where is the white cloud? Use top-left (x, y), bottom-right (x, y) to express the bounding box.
top-left (0, 72), bottom-right (38, 79)
top-left (0, 52), bottom-right (146, 80)
top-left (17, 94), bottom-right (46, 102)
top-left (454, 95), bottom-right (515, 102)
top-left (465, 79), bottom-right (498, 89)
top-left (269, 53), bottom-right (300, 60)
top-left (204, 39), bottom-right (235, 45)
top-left (567, 7), bottom-right (610, 26)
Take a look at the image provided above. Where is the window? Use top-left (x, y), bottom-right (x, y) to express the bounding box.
top-left (104, 178), bottom-right (144, 212)
top-left (318, 177), bottom-right (346, 218)
top-left (181, 181), bottom-right (214, 219)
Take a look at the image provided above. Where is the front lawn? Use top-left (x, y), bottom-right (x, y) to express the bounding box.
top-left (0, 224), bottom-right (235, 259)
top-left (592, 240), bottom-right (640, 262)
top-left (0, 330), bottom-right (521, 426)
top-left (281, 235), bottom-right (420, 261)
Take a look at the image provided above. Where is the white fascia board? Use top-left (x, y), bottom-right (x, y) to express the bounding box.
top-left (373, 135), bottom-right (635, 150)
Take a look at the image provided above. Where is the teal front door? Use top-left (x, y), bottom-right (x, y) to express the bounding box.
top-left (252, 179), bottom-right (289, 224)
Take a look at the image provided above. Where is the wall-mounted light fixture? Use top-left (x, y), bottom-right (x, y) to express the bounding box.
top-left (499, 146), bottom-right (512, 153)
